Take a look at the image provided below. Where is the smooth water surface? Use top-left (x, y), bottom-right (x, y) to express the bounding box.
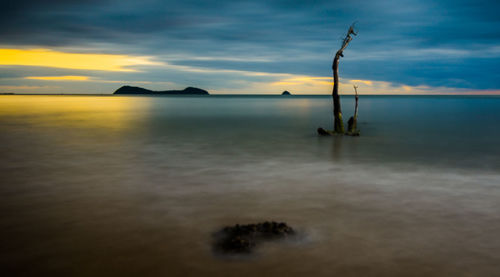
top-left (1, 95), bottom-right (500, 276)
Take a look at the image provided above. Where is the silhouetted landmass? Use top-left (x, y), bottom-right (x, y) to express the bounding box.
top-left (114, 86), bottom-right (209, 95)
top-left (213, 221), bottom-right (295, 254)
top-left (281, 90), bottom-right (291, 95)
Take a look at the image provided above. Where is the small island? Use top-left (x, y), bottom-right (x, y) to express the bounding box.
top-left (281, 90), bottom-right (291, 95)
top-left (114, 86), bottom-right (209, 95)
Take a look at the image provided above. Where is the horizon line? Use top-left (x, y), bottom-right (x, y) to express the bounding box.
top-left (2, 93), bottom-right (500, 96)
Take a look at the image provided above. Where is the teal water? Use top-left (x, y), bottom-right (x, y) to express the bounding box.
top-left (1, 95), bottom-right (500, 276)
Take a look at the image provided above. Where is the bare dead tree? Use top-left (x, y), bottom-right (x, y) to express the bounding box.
top-left (317, 23), bottom-right (358, 136)
top-left (353, 84), bottom-right (359, 120)
top-left (347, 84), bottom-right (359, 135)
top-left (332, 24), bottom-right (357, 133)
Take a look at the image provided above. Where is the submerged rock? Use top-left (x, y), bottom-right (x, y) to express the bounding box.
top-left (317, 127), bottom-right (331, 136)
top-left (213, 221), bottom-right (295, 253)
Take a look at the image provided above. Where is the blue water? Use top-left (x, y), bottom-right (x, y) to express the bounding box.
top-left (1, 95), bottom-right (500, 276)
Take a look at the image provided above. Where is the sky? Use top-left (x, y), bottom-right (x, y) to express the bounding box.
top-left (1, 0), bottom-right (499, 95)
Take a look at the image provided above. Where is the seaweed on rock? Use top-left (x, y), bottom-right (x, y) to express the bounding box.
top-left (213, 221), bottom-right (295, 254)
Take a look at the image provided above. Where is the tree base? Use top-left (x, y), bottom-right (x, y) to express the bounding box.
top-left (317, 127), bottom-right (359, 136)
top-left (345, 131), bottom-right (360, 136)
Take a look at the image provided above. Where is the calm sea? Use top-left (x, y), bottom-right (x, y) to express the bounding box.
top-left (1, 95), bottom-right (499, 276)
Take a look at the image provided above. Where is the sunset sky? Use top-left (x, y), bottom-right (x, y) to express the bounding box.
top-left (1, 0), bottom-right (499, 94)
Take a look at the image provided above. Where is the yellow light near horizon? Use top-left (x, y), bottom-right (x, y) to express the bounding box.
top-left (0, 95), bottom-right (152, 131)
top-left (402, 85), bottom-right (412, 91)
top-left (0, 49), bottom-right (159, 72)
top-left (271, 76), bottom-right (333, 86)
top-left (350, 79), bottom-right (373, 86)
top-left (25, 76), bottom-right (90, 81)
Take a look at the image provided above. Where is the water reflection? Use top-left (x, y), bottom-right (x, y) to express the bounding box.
top-left (0, 95), bottom-right (152, 131)
top-left (1, 95), bottom-right (500, 276)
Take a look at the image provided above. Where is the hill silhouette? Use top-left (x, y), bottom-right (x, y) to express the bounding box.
top-left (114, 86), bottom-right (209, 95)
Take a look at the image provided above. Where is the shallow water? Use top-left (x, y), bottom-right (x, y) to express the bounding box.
top-left (1, 95), bottom-right (500, 276)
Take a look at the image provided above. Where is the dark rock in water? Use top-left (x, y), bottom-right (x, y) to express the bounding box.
top-left (281, 90), bottom-right (291, 95)
top-left (213, 221), bottom-right (295, 253)
top-left (317, 127), bottom-right (331, 136)
top-left (113, 85), bottom-right (209, 95)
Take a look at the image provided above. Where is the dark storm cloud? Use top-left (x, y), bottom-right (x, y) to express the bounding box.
top-left (1, 0), bottom-right (499, 90)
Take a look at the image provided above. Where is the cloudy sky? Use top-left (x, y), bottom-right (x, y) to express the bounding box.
top-left (1, 0), bottom-right (499, 94)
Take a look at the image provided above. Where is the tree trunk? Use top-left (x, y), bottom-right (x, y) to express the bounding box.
top-left (332, 52), bottom-right (344, 133)
top-left (347, 85), bottom-right (359, 135)
top-left (331, 24), bottom-right (357, 133)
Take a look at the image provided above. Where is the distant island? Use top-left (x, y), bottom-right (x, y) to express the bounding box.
top-left (114, 86), bottom-right (209, 95)
top-left (281, 91), bottom-right (291, 95)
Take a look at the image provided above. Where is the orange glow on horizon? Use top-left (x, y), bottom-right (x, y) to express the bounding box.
top-left (0, 49), bottom-right (160, 72)
top-left (25, 76), bottom-right (90, 81)
top-left (350, 79), bottom-right (373, 86)
top-left (271, 76), bottom-right (332, 87)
